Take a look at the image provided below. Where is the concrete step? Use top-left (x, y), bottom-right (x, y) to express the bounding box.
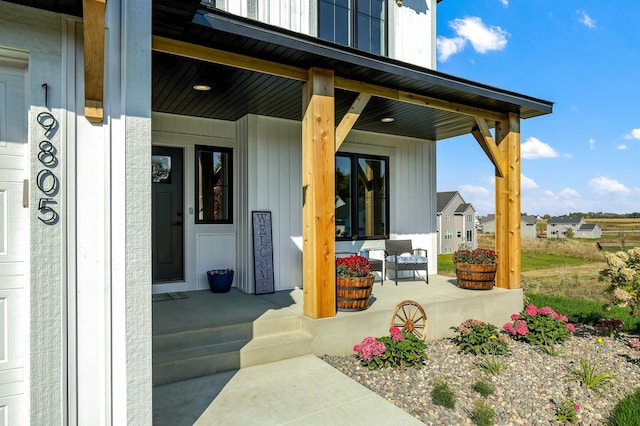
top-left (153, 311), bottom-right (313, 386)
top-left (153, 331), bottom-right (313, 386)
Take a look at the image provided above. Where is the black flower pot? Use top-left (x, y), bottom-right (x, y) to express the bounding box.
top-left (207, 270), bottom-right (234, 293)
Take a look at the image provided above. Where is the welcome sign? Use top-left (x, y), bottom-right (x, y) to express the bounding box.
top-left (252, 211), bottom-right (275, 294)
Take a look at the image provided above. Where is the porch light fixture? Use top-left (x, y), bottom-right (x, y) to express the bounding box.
top-left (381, 117), bottom-right (395, 123)
top-left (396, 0), bottom-right (402, 6)
top-left (193, 84), bottom-right (211, 91)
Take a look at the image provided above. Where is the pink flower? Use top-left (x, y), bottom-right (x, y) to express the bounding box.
top-left (566, 323), bottom-right (576, 333)
top-left (514, 320), bottom-right (529, 336)
top-left (356, 336), bottom-right (386, 361)
top-left (525, 304), bottom-right (538, 316)
top-left (551, 312), bottom-right (560, 319)
top-left (389, 326), bottom-right (401, 335)
top-left (503, 323), bottom-right (513, 331)
top-left (560, 315), bottom-right (568, 323)
top-left (631, 341), bottom-right (640, 349)
top-left (511, 313), bottom-right (520, 321)
top-left (353, 344), bottom-right (361, 353)
top-left (392, 333), bottom-right (405, 341)
top-left (538, 306), bottom-right (554, 316)
top-left (574, 404), bottom-right (581, 411)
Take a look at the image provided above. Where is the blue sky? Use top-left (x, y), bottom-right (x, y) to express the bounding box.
top-left (435, 0), bottom-right (640, 217)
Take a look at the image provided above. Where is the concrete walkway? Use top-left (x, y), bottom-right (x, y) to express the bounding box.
top-left (153, 355), bottom-right (424, 425)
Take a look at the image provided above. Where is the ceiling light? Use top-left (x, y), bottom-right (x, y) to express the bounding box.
top-left (193, 84), bottom-right (211, 91)
top-left (381, 117), bottom-right (394, 123)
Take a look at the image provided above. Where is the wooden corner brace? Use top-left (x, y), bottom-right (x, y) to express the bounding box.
top-left (471, 116), bottom-right (506, 178)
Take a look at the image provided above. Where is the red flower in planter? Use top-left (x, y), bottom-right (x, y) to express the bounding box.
top-left (336, 255), bottom-right (373, 278)
top-left (453, 248), bottom-right (497, 265)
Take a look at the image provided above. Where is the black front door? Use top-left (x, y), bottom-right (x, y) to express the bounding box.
top-left (152, 146), bottom-right (184, 283)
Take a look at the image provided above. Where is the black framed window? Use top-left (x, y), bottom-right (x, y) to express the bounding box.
top-left (319, 0), bottom-right (386, 55)
top-left (336, 153), bottom-right (389, 240)
top-left (195, 145), bottom-right (233, 224)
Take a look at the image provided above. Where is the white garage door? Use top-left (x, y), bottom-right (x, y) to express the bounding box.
top-left (0, 57), bottom-right (28, 424)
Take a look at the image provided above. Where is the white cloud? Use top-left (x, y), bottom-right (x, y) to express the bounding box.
top-left (589, 138), bottom-right (595, 149)
top-left (458, 184), bottom-right (493, 214)
top-left (450, 17), bottom-right (509, 53)
top-left (436, 36), bottom-right (467, 62)
top-left (521, 174), bottom-right (538, 190)
top-left (617, 144), bottom-right (627, 150)
top-left (521, 137), bottom-right (559, 159)
top-left (577, 10), bottom-right (596, 29)
top-left (499, 0), bottom-right (509, 6)
top-left (624, 128), bottom-right (640, 140)
top-left (438, 17), bottom-right (509, 61)
top-left (521, 187), bottom-right (584, 216)
top-left (589, 176), bottom-right (630, 194)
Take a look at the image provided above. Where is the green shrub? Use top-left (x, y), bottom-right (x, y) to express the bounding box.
top-left (566, 355), bottom-right (615, 395)
top-left (475, 355), bottom-right (505, 375)
top-left (472, 379), bottom-right (495, 398)
top-left (503, 305), bottom-right (575, 352)
top-left (353, 327), bottom-right (427, 369)
top-left (431, 379), bottom-right (456, 409)
top-left (608, 387), bottom-right (640, 425)
top-left (450, 319), bottom-right (511, 356)
top-left (471, 400), bottom-right (496, 426)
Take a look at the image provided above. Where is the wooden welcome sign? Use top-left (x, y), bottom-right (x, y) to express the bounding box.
top-left (252, 211), bottom-right (275, 294)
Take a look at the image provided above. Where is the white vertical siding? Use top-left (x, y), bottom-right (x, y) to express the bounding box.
top-left (151, 113), bottom-right (237, 292)
top-left (388, 0), bottom-right (436, 69)
top-left (241, 115), bottom-right (303, 292)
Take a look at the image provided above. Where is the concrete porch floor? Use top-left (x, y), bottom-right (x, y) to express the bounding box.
top-left (152, 274), bottom-right (524, 353)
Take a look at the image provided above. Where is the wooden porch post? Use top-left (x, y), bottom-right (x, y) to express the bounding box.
top-left (494, 112), bottom-right (521, 289)
top-left (302, 68), bottom-right (336, 318)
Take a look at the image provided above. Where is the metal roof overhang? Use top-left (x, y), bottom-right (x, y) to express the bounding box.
top-left (152, 7), bottom-right (553, 141)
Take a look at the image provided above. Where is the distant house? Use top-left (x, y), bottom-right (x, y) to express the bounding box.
top-left (481, 214), bottom-right (538, 238)
top-left (436, 192), bottom-right (477, 254)
top-left (547, 216), bottom-right (602, 239)
top-left (575, 223), bottom-right (603, 239)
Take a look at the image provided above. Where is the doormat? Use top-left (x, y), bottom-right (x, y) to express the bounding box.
top-left (152, 292), bottom-right (188, 302)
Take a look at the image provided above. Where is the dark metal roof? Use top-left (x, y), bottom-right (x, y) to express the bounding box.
top-left (6, 0), bottom-right (553, 141)
top-left (152, 6), bottom-right (552, 141)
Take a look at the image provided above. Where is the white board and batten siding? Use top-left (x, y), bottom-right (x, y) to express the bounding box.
top-left (152, 112), bottom-right (237, 293)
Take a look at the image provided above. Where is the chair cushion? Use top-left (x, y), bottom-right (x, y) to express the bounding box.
top-left (386, 255), bottom-right (427, 264)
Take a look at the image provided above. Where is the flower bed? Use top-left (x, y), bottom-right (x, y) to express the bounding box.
top-left (324, 325), bottom-right (640, 425)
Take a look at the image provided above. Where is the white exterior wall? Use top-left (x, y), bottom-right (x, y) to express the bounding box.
top-left (0, 4), bottom-right (66, 424)
top-left (151, 113), bottom-right (237, 293)
top-left (1, 0), bottom-right (153, 424)
top-left (389, 0), bottom-right (437, 68)
top-left (216, 0), bottom-right (436, 69)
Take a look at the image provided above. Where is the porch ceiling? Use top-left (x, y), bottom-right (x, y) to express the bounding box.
top-left (152, 5), bottom-right (553, 141)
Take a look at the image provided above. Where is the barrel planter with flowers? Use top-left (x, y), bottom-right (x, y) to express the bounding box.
top-left (453, 248), bottom-right (498, 290)
top-left (336, 255), bottom-right (374, 311)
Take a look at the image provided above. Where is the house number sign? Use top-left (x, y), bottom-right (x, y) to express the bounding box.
top-left (35, 111), bottom-right (59, 224)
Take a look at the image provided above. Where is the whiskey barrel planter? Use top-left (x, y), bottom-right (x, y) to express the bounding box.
top-left (336, 274), bottom-right (375, 311)
top-left (454, 263), bottom-right (497, 290)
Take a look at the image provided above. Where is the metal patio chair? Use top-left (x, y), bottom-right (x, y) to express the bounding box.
top-left (384, 239), bottom-right (428, 285)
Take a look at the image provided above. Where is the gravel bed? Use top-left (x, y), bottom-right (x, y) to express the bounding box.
top-left (322, 326), bottom-right (640, 425)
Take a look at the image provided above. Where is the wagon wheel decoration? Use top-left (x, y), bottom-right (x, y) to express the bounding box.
top-left (390, 300), bottom-right (428, 340)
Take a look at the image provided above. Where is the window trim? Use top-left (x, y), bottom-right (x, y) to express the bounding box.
top-left (336, 152), bottom-right (390, 241)
top-left (194, 145), bottom-right (233, 224)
